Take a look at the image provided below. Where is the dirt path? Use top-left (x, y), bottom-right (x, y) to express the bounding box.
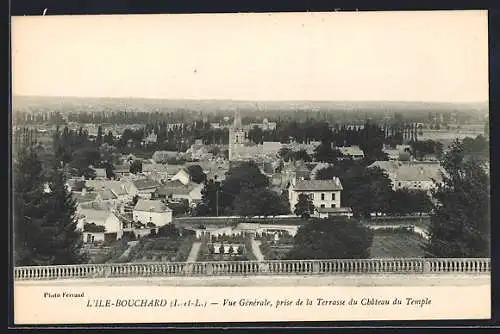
top-left (117, 241), bottom-right (139, 262)
top-left (250, 238), bottom-right (265, 261)
top-left (186, 242), bottom-right (201, 262)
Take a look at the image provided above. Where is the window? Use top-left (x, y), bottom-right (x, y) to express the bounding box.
top-left (398, 182), bottom-right (402, 187)
top-left (321, 193), bottom-right (325, 200)
top-left (331, 193), bottom-right (336, 200)
top-left (331, 204), bottom-right (336, 208)
top-left (320, 204), bottom-right (325, 208)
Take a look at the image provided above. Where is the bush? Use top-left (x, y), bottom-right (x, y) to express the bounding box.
top-left (157, 224), bottom-right (181, 239)
top-left (84, 223), bottom-right (105, 233)
top-left (286, 218), bottom-right (374, 260)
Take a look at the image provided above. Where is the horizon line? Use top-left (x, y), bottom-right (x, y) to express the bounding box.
top-left (12, 95), bottom-right (489, 105)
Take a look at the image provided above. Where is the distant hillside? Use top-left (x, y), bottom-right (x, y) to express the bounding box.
top-left (12, 95), bottom-right (488, 116)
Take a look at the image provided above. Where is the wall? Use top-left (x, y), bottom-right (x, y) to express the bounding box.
top-left (188, 185), bottom-right (203, 202)
top-left (83, 232), bottom-right (105, 243)
top-left (393, 180), bottom-right (435, 191)
top-left (171, 170), bottom-right (190, 185)
top-left (133, 210), bottom-right (172, 226)
top-left (104, 214), bottom-right (122, 233)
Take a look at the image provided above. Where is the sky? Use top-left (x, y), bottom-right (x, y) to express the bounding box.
top-left (11, 11), bottom-right (489, 102)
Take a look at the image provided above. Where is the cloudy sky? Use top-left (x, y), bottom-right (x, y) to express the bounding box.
top-left (12, 11), bottom-right (488, 102)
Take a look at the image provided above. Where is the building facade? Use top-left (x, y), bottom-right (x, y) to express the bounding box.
top-left (133, 199), bottom-right (173, 227)
top-left (288, 177), bottom-right (343, 212)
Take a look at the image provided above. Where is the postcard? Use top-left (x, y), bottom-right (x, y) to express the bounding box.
top-left (11, 10), bottom-right (490, 325)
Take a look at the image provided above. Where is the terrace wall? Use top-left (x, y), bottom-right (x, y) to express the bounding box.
top-left (14, 258), bottom-right (490, 281)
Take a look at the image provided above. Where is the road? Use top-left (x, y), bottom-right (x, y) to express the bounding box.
top-left (186, 242), bottom-right (201, 262)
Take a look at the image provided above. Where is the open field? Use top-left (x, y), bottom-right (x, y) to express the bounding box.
top-left (370, 231), bottom-right (427, 258)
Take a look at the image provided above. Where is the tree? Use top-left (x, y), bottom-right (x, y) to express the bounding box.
top-left (198, 179), bottom-right (222, 216)
top-left (286, 218), bottom-right (374, 259)
top-left (170, 199), bottom-right (190, 216)
top-left (294, 149), bottom-right (313, 162)
top-left (40, 164), bottom-right (87, 264)
top-left (425, 139), bottom-right (490, 258)
top-left (96, 126), bottom-right (103, 146)
top-left (294, 193), bottom-right (315, 218)
top-left (278, 147), bottom-right (293, 161)
top-left (187, 164), bottom-right (207, 184)
top-left (316, 163), bottom-right (393, 218)
top-left (314, 141), bottom-right (342, 163)
top-left (104, 131), bottom-right (114, 146)
top-left (221, 161), bottom-right (269, 210)
top-left (13, 144), bottom-right (48, 265)
top-left (129, 160), bottom-right (143, 174)
top-left (232, 188), bottom-right (290, 217)
top-left (248, 126), bottom-right (264, 144)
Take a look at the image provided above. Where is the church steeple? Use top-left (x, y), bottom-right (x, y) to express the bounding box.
top-left (233, 109), bottom-right (243, 129)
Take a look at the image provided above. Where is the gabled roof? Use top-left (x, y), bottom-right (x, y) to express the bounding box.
top-left (293, 178), bottom-right (343, 191)
top-left (108, 183), bottom-right (128, 196)
top-left (99, 189), bottom-right (117, 201)
top-left (133, 199), bottom-right (172, 213)
top-left (369, 161), bottom-right (445, 183)
top-left (132, 178), bottom-right (160, 190)
top-left (156, 180), bottom-right (199, 196)
top-left (72, 192), bottom-right (99, 204)
top-left (77, 208), bottom-right (113, 224)
top-left (67, 179), bottom-right (86, 191)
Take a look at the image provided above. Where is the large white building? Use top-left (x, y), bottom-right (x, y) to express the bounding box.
top-left (369, 161), bottom-right (444, 192)
top-left (288, 177), bottom-right (352, 218)
top-left (133, 199), bottom-right (173, 227)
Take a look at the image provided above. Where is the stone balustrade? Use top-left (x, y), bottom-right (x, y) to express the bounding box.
top-left (13, 258), bottom-right (490, 281)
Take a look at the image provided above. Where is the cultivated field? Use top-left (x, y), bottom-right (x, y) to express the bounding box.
top-left (369, 231), bottom-right (427, 258)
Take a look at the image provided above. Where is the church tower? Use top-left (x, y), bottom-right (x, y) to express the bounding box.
top-left (228, 110), bottom-right (246, 161)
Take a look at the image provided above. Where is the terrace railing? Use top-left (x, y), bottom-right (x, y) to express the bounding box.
top-left (13, 258), bottom-right (490, 281)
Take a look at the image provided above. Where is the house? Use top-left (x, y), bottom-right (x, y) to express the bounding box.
top-left (154, 181), bottom-right (203, 205)
top-left (289, 177), bottom-right (352, 218)
top-left (383, 148), bottom-right (401, 161)
top-left (65, 179), bottom-right (86, 192)
top-left (77, 207), bottom-right (123, 243)
top-left (369, 161), bottom-right (444, 192)
top-left (127, 179), bottom-right (160, 198)
top-left (337, 146), bottom-right (365, 160)
top-left (91, 167), bottom-right (107, 179)
top-left (133, 199), bottom-right (173, 227)
top-left (143, 130), bottom-right (157, 144)
top-left (152, 151), bottom-right (179, 163)
top-left (72, 190), bottom-right (100, 205)
top-left (85, 180), bottom-right (131, 200)
top-left (171, 168), bottom-right (191, 186)
top-left (98, 189), bottom-right (118, 203)
top-left (113, 165), bottom-right (131, 178)
top-left (108, 182), bottom-right (129, 200)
